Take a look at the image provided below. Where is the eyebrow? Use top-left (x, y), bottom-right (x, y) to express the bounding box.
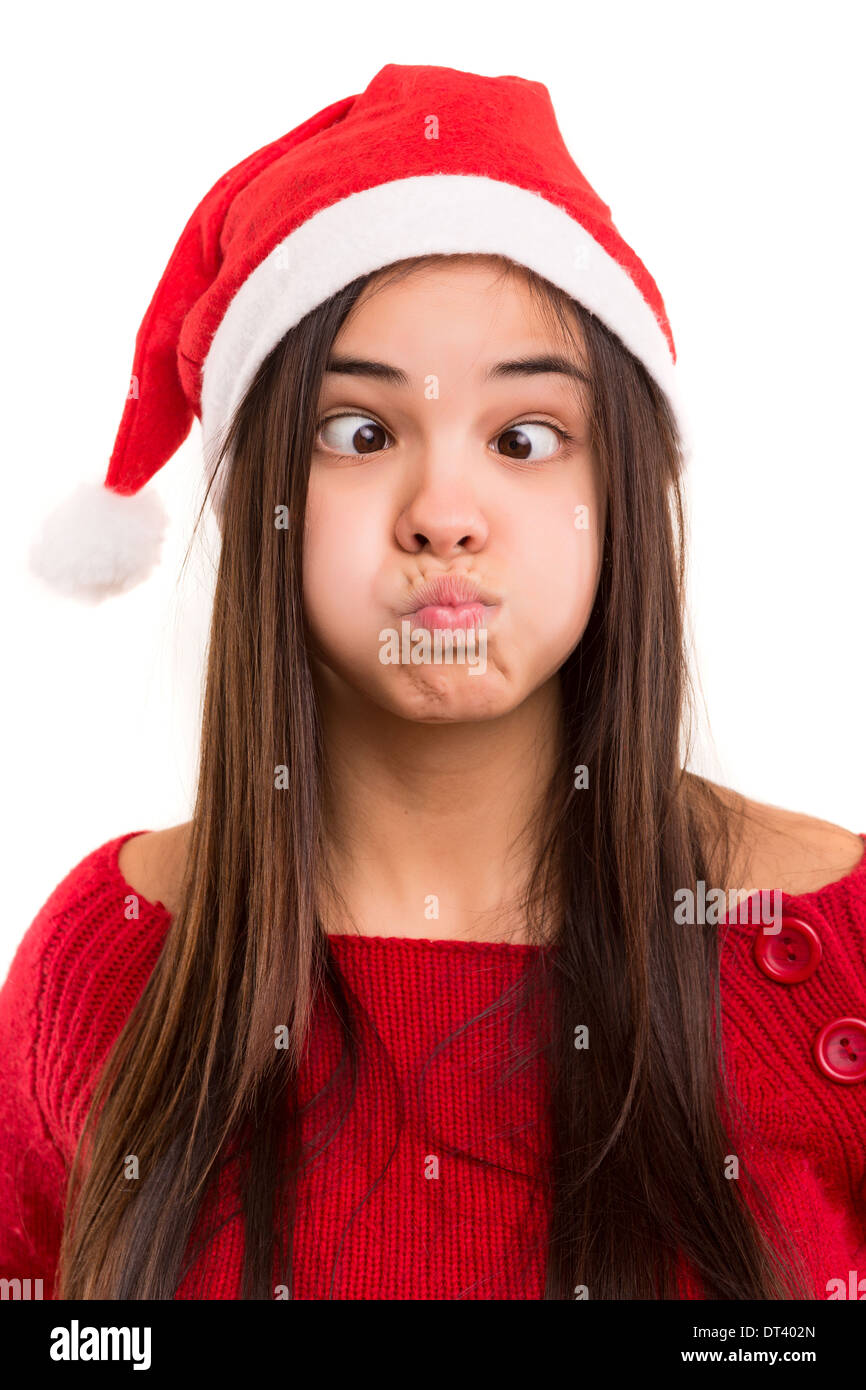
top-left (324, 353), bottom-right (591, 385)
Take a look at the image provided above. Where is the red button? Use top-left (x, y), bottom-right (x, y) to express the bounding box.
top-left (753, 915), bottom-right (822, 983)
top-left (813, 1018), bottom-right (866, 1083)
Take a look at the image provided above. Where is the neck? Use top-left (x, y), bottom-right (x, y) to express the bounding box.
top-left (314, 670), bottom-right (563, 943)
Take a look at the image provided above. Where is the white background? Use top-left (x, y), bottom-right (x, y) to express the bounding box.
top-left (2, 0), bottom-right (864, 977)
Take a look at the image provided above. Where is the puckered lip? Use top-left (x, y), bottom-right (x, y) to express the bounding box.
top-left (403, 573), bottom-right (498, 613)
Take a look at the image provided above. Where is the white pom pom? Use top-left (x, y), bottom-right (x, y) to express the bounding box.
top-left (29, 481), bottom-right (168, 603)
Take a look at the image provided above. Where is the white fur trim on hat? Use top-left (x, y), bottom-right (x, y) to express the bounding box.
top-left (29, 481), bottom-right (168, 604)
top-left (201, 174), bottom-right (689, 515)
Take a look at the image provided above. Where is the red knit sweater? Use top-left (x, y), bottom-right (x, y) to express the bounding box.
top-left (2, 829), bottom-right (866, 1300)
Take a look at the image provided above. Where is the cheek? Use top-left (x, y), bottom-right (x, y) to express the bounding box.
top-left (302, 478), bottom-right (385, 655)
top-left (502, 489), bottom-right (602, 652)
top-left (301, 464), bottom-right (604, 697)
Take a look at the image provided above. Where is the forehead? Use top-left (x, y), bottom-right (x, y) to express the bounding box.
top-left (341, 255), bottom-right (586, 360)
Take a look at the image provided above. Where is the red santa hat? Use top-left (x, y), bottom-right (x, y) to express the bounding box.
top-left (29, 62), bottom-right (688, 602)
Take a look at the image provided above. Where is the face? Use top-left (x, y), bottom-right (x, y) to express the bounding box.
top-left (302, 257), bottom-right (606, 723)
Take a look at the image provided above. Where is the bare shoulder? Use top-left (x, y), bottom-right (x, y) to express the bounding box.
top-left (700, 781), bottom-right (864, 895)
top-left (117, 821), bottom-right (193, 916)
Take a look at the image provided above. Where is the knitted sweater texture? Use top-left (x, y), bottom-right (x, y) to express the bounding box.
top-left (2, 830), bottom-right (865, 1299)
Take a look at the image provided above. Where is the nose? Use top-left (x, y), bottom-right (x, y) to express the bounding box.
top-left (394, 452), bottom-right (490, 558)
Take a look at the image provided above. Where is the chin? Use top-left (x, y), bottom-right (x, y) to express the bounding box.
top-left (374, 667), bottom-right (516, 723)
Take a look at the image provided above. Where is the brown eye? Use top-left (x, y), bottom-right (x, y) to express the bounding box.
top-left (495, 422), bottom-right (563, 461)
top-left (318, 414), bottom-right (389, 456)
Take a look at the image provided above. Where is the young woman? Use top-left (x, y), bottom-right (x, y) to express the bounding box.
top-left (3, 63), bottom-right (865, 1301)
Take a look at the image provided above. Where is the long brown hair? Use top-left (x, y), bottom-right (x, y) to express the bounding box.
top-left (57, 253), bottom-right (813, 1299)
